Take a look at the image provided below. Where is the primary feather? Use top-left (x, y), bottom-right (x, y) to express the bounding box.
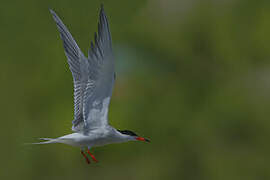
top-left (49, 5), bottom-right (114, 132)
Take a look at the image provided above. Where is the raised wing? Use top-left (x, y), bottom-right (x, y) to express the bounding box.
top-left (83, 5), bottom-right (115, 130)
top-left (50, 6), bottom-right (115, 132)
top-left (49, 9), bottom-right (88, 131)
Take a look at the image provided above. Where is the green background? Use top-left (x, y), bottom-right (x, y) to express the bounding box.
top-left (1, 0), bottom-right (270, 179)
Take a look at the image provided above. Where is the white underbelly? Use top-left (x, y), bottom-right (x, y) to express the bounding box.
top-left (58, 129), bottom-right (121, 147)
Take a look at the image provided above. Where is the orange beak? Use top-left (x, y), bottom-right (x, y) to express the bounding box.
top-left (136, 137), bottom-right (150, 142)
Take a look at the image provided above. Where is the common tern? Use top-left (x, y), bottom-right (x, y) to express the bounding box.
top-left (34, 5), bottom-right (150, 164)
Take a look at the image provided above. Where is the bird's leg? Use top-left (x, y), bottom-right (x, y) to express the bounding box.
top-left (81, 150), bottom-right (90, 164)
top-left (87, 149), bottom-right (98, 163)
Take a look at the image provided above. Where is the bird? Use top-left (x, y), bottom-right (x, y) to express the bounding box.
top-left (33, 5), bottom-right (150, 164)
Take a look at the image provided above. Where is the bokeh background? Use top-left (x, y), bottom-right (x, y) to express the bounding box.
top-left (1, 0), bottom-right (270, 179)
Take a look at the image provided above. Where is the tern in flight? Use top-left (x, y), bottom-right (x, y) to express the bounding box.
top-left (35, 5), bottom-right (150, 164)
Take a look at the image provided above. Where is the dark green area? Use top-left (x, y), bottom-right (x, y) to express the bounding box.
top-left (1, 0), bottom-right (270, 179)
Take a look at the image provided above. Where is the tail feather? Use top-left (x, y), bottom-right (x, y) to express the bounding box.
top-left (31, 138), bottom-right (58, 145)
top-left (39, 138), bottom-right (53, 141)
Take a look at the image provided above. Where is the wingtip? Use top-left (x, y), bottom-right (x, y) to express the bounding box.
top-left (49, 8), bottom-right (55, 14)
top-left (49, 8), bottom-right (58, 19)
top-left (101, 3), bottom-right (104, 10)
top-left (49, 8), bottom-right (61, 22)
top-left (100, 3), bottom-right (105, 16)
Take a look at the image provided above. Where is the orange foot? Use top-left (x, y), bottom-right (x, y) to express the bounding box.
top-left (87, 149), bottom-right (98, 163)
top-left (81, 150), bottom-right (90, 164)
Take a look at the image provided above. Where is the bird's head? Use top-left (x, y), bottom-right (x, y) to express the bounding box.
top-left (117, 130), bottom-right (150, 142)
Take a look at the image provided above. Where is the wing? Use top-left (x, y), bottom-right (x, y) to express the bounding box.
top-left (49, 9), bottom-right (89, 131)
top-left (82, 5), bottom-right (115, 130)
top-left (49, 6), bottom-right (115, 132)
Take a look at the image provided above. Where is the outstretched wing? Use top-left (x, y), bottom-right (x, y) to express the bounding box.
top-left (50, 6), bottom-right (115, 132)
top-left (50, 9), bottom-right (88, 131)
top-left (83, 5), bottom-right (115, 130)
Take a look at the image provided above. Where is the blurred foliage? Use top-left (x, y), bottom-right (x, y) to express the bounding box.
top-left (1, 0), bottom-right (270, 179)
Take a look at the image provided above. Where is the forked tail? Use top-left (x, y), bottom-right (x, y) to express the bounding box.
top-left (31, 138), bottom-right (58, 144)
